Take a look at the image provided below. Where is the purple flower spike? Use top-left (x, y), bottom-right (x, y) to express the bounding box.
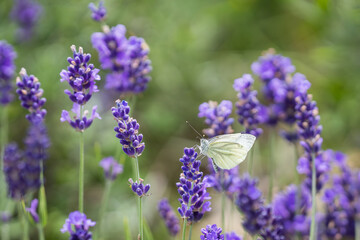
top-left (158, 199), bottom-right (180, 236)
top-left (99, 157), bottom-right (123, 181)
top-left (11, 0), bottom-right (42, 41)
top-left (176, 148), bottom-right (211, 224)
top-left (233, 74), bottom-right (265, 137)
top-left (26, 198), bottom-right (39, 223)
top-left (0, 41), bottom-right (17, 105)
top-left (112, 99), bottom-right (145, 157)
top-left (200, 224), bottom-right (224, 240)
top-left (91, 24), bottom-right (152, 95)
top-left (1, 212), bottom-right (11, 223)
top-left (128, 178), bottom-right (150, 197)
top-left (16, 68), bottom-right (47, 123)
top-left (198, 100), bottom-right (234, 138)
top-left (61, 103), bottom-right (101, 132)
top-left (295, 94), bottom-right (328, 192)
top-left (60, 45), bottom-right (101, 105)
top-left (61, 211), bottom-right (96, 239)
top-left (88, 1), bottom-right (106, 22)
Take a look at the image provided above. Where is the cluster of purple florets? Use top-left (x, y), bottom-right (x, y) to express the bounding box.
top-left (129, 178), bottom-right (150, 197)
top-left (158, 199), bottom-right (181, 236)
top-left (88, 1), bottom-right (106, 22)
top-left (198, 100), bottom-right (234, 137)
top-left (99, 157), bottom-right (123, 181)
top-left (176, 148), bottom-right (211, 223)
top-left (112, 99), bottom-right (145, 157)
top-left (60, 46), bottom-right (101, 132)
top-left (0, 41), bottom-right (17, 105)
top-left (91, 24), bottom-right (152, 95)
top-left (233, 74), bottom-right (265, 137)
top-left (61, 211), bottom-right (96, 240)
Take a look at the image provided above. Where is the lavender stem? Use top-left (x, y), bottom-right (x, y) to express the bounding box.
top-left (133, 155), bottom-right (143, 240)
top-left (248, 147), bottom-right (255, 176)
top-left (309, 153), bottom-right (317, 240)
top-left (19, 203), bottom-right (29, 240)
top-left (268, 132), bottom-right (275, 202)
top-left (221, 170), bottom-right (225, 237)
top-left (37, 223), bottom-right (44, 240)
top-left (356, 219), bottom-right (360, 240)
top-left (98, 180), bottom-right (112, 237)
top-left (182, 219), bottom-right (187, 240)
top-left (188, 223), bottom-right (193, 240)
top-left (79, 129), bottom-right (84, 213)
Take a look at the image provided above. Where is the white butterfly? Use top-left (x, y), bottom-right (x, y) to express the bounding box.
top-left (198, 133), bottom-right (256, 170)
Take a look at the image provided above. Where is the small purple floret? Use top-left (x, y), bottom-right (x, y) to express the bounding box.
top-left (158, 198), bottom-right (180, 236)
top-left (99, 157), bottom-right (123, 181)
top-left (26, 198), bottom-right (39, 223)
top-left (60, 211), bottom-right (96, 239)
top-left (129, 178), bottom-right (150, 197)
top-left (0, 41), bottom-right (17, 105)
top-left (88, 1), bottom-right (106, 22)
top-left (200, 224), bottom-right (224, 240)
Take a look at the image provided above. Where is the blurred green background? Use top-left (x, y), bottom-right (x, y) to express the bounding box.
top-left (1, 0), bottom-right (360, 239)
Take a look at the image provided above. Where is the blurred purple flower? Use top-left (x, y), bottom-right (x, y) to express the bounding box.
top-left (177, 148), bottom-right (211, 223)
top-left (273, 184), bottom-right (311, 237)
top-left (91, 24), bottom-right (152, 95)
top-left (61, 211), bottom-right (96, 239)
top-left (26, 198), bottom-right (39, 223)
top-left (16, 68), bottom-right (46, 123)
top-left (112, 99), bottom-right (145, 157)
top-left (88, 1), bottom-right (106, 22)
top-left (158, 198), bottom-right (180, 236)
top-left (225, 232), bottom-right (242, 240)
top-left (60, 45), bottom-right (101, 105)
top-left (0, 212), bottom-right (11, 223)
top-left (11, 0), bottom-right (42, 41)
top-left (61, 103), bottom-right (101, 132)
top-left (0, 41), bottom-right (17, 105)
top-left (200, 224), bottom-right (224, 240)
top-left (198, 100), bottom-right (234, 138)
top-left (129, 178), bottom-right (150, 197)
top-left (233, 74), bottom-right (266, 137)
top-left (99, 157), bottom-right (123, 181)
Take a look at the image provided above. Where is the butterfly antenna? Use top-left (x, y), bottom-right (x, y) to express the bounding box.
top-left (186, 121), bottom-right (203, 138)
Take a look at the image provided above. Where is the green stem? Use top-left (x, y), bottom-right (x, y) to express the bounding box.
top-left (248, 147), bottom-right (255, 176)
top-left (182, 219), bottom-right (187, 240)
top-left (221, 192), bottom-right (225, 236)
top-left (97, 180), bottom-right (113, 238)
top-left (1, 222), bottom-right (9, 240)
top-left (37, 223), bottom-right (45, 240)
top-left (18, 203), bottom-right (29, 240)
top-left (356, 219), bottom-right (360, 240)
top-left (268, 133), bottom-right (275, 202)
top-left (133, 155), bottom-right (143, 240)
top-left (293, 144), bottom-right (301, 240)
top-left (79, 129), bottom-right (84, 213)
top-left (309, 153), bottom-right (317, 240)
top-left (188, 223), bottom-right (193, 240)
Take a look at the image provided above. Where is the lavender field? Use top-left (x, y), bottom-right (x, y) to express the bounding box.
top-left (0, 0), bottom-right (360, 239)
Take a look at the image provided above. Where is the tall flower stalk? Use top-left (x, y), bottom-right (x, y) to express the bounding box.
top-left (112, 99), bottom-right (146, 240)
top-left (60, 45), bottom-right (101, 212)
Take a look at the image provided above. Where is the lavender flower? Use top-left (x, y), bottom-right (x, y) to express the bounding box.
top-left (251, 49), bottom-right (295, 95)
top-left (200, 224), bottom-right (224, 240)
top-left (295, 94), bottom-right (329, 192)
top-left (60, 45), bottom-right (101, 105)
top-left (26, 198), bottom-right (39, 223)
top-left (99, 157), bottom-right (123, 181)
top-left (272, 185), bottom-right (311, 237)
top-left (88, 1), bottom-right (106, 22)
top-left (225, 232), bottom-right (242, 240)
top-left (16, 68), bottom-right (46, 123)
top-left (61, 104), bottom-right (101, 132)
top-left (320, 151), bottom-right (360, 239)
top-left (233, 74), bottom-right (265, 137)
top-left (231, 174), bottom-right (285, 239)
top-left (61, 211), bottom-right (96, 240)
top-left (176, 148), bottom-right (211, 223)
top-left (112, 99), bottom-right (145, 157)
top-left (158, 198), bottom-right (180, 236)
top-left (1, 212), bottom-right (11, 223)
top-left (0, 41), bottom-right (17, 105)
top-left (91, 24), bottom-right (152, 94)
top-left (129, 178), bottom-right (150, 197)
top-left (198, 100), bottom-right (234, 138)
top-left (10, 0), bottom-right (42, 41)
top-left (3, 143), bottom-right (27, 199)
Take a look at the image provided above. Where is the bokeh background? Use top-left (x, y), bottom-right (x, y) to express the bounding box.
top-left (1, 0), bottom-right (360, 239)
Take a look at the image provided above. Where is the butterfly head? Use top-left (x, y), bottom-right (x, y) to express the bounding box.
top-left (199, 138), bottom-right (209, 155)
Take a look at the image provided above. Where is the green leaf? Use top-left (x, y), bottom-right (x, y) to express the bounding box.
top-left (39, 185), bottom-right (48, 227)
top-left (123, 217), bottom-right (132, 240)
top-left (144, 218), bottom-right (154, 240)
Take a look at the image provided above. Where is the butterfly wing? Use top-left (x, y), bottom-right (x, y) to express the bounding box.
top-left (206, 133), bottom-right (256, 169)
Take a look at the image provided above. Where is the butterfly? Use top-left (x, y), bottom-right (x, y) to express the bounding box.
top-left (198, 133), bottom-right (256, 170)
